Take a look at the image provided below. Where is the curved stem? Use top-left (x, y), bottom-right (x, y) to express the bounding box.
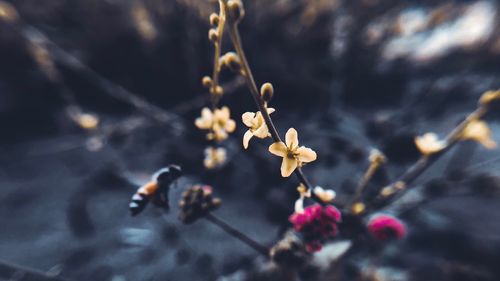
top-left (226, 23), bottom-right (281, 142)
top-left (210, 1), bottom-right (227, 109)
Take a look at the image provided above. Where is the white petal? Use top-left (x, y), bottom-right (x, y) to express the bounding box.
top-left (225, 119), bottom-right (236, 133)
top-left (243, 130), bottom-right (253, 149)
top-left (269, 142), bottom-right (288, 157)
top-left (285, 128), bottom-right (299, 150)
top-left (242, 112), bottom-right (256, 127)
top-left (296, 146), bottom-right (317, 163)
top-left (281, 157), bottom-right (298, 177)
top-left (253, 124), bottom-right (269, 138)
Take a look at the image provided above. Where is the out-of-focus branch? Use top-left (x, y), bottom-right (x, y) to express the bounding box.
top-left (0, 260), bottom-right (73, 281)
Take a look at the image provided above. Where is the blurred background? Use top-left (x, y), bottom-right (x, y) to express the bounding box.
top-left (1, 0), bottom-right (500, 280)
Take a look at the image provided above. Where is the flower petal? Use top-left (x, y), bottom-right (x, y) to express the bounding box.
top-left (285, 128), bottom-right (299, 150)
top-left (195, 108), bottom-right (213, 129)
top-left (195, 118), bottom-right (211, 129)
top-left (219, 106), bottom-right (230, 120)
top-left (294, 196), bottom-right (305, 213)
top-left (243, 130), bottom-right (253, 149)
top-left (242, 112), bottom-right (255, 127)
top-left (225, 119), bottom-right (236, 133)
top-left (253, 124), bottom-right (269, 138)
top-left (269, 142), bottom-right (288, 157)
top-left (296, 146), bottom-right (317, 163)
top-left (201, 107), bottom-right (213, 119)
top-left (281, 157), bottom-right (298, 177)
top-left (415, 133), bottom-right (446, 155)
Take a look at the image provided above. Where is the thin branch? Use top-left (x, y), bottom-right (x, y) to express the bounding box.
top-left (205, 213), bottom-right (269, 257)
top-left (20, 24), bottom-right (183, 127)
top-left (0, 260), bottom-right (73, 281)
top-left (350, 156), bottom-right (385, 207)
top-left (371, 106), bottom-right (488, 212)
top-left (209, 5), bottom-right (227, 109)
top-left (223, 2), bottom-right (321, 202)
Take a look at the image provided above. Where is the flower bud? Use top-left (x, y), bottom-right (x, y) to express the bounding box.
top-left (351, 202), bottom-right (365, 215)
top-left (221, 52), bottom-right (241, 73)
top-left (0, 1), bottom-right (18, 22)
top-left (209, 13), bottom-right (219, 27)
top-left (260, 83), bottom-right (274, 102)
top-left (367, 214), bottom-right (406, 241)
top-left (208, 29), bottom-right (218, 43)
top-left (479, 90), bottom-right (500, 106)
top-left (178, 185), bottom-right (221, 224)
top-left (77, 113), bottom-right (99, 130)
top-left (202, 76), bottom-right (213, 88)
top-left (227, 0), bottom-right (244, 23)
top-left (210, 85), bottom-right (224, 96)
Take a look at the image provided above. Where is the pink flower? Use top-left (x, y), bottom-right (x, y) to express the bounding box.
top-left (289, 204), bottom-right (342, 252)
top-left (367, 214), bottom-right (407, 241)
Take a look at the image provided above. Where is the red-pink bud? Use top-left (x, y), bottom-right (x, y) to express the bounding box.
top-left (367, 214), bottom-right (407, 241)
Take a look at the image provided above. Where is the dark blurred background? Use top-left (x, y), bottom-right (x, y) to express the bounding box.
top-left (1, 0), bottom-right (500, 280)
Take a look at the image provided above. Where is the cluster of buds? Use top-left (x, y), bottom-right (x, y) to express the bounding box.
top-left (179, 185), bottom-right (221, 224)
top-left (195, 106), bottom-right (236, 142)
top-left (203, 146), bottom-right (227, 169)
top-left (289, 204), bottom-right (342, 252)
top-left (202, 76), bottom-right (223, 97)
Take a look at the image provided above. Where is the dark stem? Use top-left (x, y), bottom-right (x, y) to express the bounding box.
top-left (205, 213), bottom-right (269, 257)
top-left (226, 20), bottom-right (321, 199)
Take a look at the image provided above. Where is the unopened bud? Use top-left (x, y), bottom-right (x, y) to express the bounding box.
top-left (209, 13), bottom-right (219, 27)
top-left (208, 29), bottom-right (218, 43)
top-left (260, 83), bottom-right (274, 102)
top-left (0, 1), bottom-right (18, 22)
top-left (351, 202), bottom-right (365, 215)
top-left (227, 0), bottom-right (244, 23)
top-left (211, 85), bottom-right (223, 96)
top-left (222, 52), bottom-right (241, 72)
top-left (202, 76), bottom-right (213, 88)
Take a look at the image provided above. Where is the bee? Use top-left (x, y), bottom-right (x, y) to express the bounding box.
top-left (129, 165), bottom-right (182, 216)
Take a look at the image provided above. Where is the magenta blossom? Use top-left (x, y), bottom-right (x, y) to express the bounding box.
top-left (289, 204), bottom-right (342, 252)
top-left (367, 214), bottom-right (407, 241)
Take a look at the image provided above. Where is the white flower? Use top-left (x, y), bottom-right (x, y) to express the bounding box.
top-left (241, 107), bottom-right (275, 149)
top-left (415, 133), bottom-right (447, 155)
top-left (268, 128), bottom-right (317, 177)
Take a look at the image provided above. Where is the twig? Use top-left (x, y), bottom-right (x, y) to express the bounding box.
top-left (0, 260), bottom-right (73, 281)
top-left (372, 106), bottom-right (488, 212)
top-left (205, 213), bottom-right (269, 257)
top-left (173, 76), bottom-right (245, 114)
top-left (353, 165), bottom-right (379, 203)
top-left (20, 24), bottom-right (183, 127)
top-left (209, 5), bottom-right (227, 109)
